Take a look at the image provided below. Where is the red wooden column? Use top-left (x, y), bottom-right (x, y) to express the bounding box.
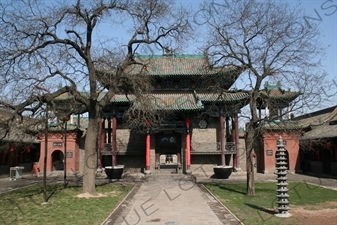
top-left (145, 120), bottom-right (151, 171)
top-left (112, 116), bottom-right (117, 166)
top-left (220, 115), bottom-right (225, 165)
top-left (186, 118), bottom-right (191, 171)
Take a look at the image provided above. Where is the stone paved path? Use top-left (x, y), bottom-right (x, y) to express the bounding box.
top-left (103, 174), bottom-right (243, 225)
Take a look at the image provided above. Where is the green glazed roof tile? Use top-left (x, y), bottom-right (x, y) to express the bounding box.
top-left (261, 120), bottom-right (303, 130)
top-left (259, 90), bottom-right (301, 100)
top-left (150, 93), bottom-right (203, 111)
top-left (111, 91), bottom-right (250, 110)
top-left (196, 92), bottom-right (250, 103)
top-left (123, 55), bottom-right (241, 76)
top-left (123, 92), bottom-right (203, 111)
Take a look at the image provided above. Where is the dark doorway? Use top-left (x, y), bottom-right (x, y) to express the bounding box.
top-left (155, 132), bottom-right (181, 172)
top-left (51, 150), bottom-right (64, 170)
top-left (322, 149), bottom-right (332, 174)
top-left (155, 132), bottom-right (181, 154)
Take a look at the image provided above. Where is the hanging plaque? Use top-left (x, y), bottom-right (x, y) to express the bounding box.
top-left (53, 142), bottom-right (62, 147)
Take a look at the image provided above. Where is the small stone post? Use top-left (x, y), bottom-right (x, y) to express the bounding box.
top-left (275, 136), bottom-right (292, 218)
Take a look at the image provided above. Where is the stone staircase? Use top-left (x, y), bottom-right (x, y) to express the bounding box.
top-left (154, 164), bottom-right (181, 175)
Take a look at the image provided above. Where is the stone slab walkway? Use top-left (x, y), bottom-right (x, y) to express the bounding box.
top-left (103, 174), bottom-right (243, 225)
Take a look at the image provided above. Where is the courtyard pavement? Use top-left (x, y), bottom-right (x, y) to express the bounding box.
top-left (101, 172), bottom-right (337, 225)
top-left (1, 171), bottom-right (337, 225)
top-left (102, 174), bottom-right (243, 225)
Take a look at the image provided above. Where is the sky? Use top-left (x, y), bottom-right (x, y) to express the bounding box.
top-left (185, 0), bottom-right (336, 84)
top-left (32, 0), bottom-right (337, 116)
top-left (293, 0), bottom-right (337, 105)
top-left (164, 0), bottom-right (336, 121)
top-left (94, 0), bottom-right (336, 92)
top-left (180, 0), bottom-right (337, 111)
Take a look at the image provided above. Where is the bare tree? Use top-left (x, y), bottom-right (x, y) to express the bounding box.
top-left (0, 0), bottom-right (191, 196)
top-left (202, 0), bottom-right (328, 195)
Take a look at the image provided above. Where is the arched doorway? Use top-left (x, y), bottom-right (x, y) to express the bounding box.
top-left (51, 150), bottom-right (64, 171)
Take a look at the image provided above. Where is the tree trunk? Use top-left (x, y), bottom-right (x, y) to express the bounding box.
top-left (82, 114), bottom-right (99, 195)
top-left (246, 122), bottom-right (255, 196)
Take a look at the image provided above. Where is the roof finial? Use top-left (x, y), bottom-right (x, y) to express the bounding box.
top-left (163, 46), bottom-right (172, 56)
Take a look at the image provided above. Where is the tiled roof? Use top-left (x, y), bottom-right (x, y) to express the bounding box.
top-left (131, 92), bottom-right (204, 111)
top-left (152, 93), bottom-right (203, 111)
top-left (55, 89), bottom-right (298, 112)
top-left (257, 89), bottom-right (301, 109)
top-left (300, 123), bottom-right (337, 139)
top-left (261, 120), bottom-right (303, 130)
top-left (196, 92), bottom-right (250, 103)
top-left (42, 124), bottom-right (82, 132)
top-left (56, 90), bottom-right (250, 111)
top-left (55, 92), bottom-right (104, 101)
top-left (0, 110), bottom-right (40, 144)
top-left (259, 89), bottom-right (300, 100)
top-left (112, 91), bottom-right (250, 111)
top-left (0, 128), bottom-right (39, 144)
top-left (295, 106), bottom-right (337, 128)
top-left (257, 82), bottom-right (301, 107)
top-left (53, 92), bottom-right (74, 100)
top-left (322, 106), bottom-right (337, 122)
top-left (124, 55), bottom-right (241, 76)
top-left (296, 106), bottom-right (337, 140)
top-left (110, 94), bottom-right (135, 103)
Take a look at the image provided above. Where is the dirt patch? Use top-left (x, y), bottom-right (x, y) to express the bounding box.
top-left (76, 192), bottom-right (107, 198)
top-left (107, 191), bottom-right (121, 197)
top-left (290, 201), bottom-right (337, 225)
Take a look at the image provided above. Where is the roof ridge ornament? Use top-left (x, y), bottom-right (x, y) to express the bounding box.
top-left (163, 47), bottom-right (173, 56)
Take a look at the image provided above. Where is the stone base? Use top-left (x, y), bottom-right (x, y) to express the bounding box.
top-left (275, 212), bottom-right (292, 218)
top-left (233, 167), bottom-right (242, 172)
top-left (185, 169), bottom-right (192, 174)
top-left (144, 170), bottom-right (151, 175)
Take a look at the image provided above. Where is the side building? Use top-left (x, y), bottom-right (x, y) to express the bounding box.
top-left (295, 105), bottom-right (337, 176)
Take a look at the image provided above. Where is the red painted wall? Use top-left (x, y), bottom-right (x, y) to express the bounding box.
top-left (262, 132), bottom-right (300, 173)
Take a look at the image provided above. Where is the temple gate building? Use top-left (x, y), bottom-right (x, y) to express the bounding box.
top-left (38, 54), bottom-right (249, 175)
top-left (36, 54), bottom-right (306, 177)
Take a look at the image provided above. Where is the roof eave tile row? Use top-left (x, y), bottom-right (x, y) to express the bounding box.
top-left (111, 91), bottom-right (249, 111)
top-left (260, 120), bottom-right (303, 131)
